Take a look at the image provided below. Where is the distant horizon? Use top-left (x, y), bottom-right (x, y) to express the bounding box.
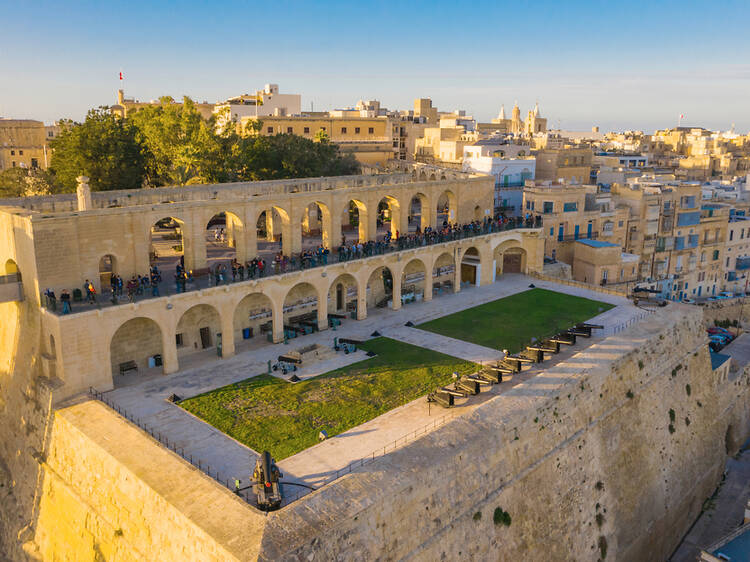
top-left (2, 0), bottom-right (749, 133)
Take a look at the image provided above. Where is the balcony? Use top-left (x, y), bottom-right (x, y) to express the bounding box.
top-left (558, 232), bottom-right (598, 243)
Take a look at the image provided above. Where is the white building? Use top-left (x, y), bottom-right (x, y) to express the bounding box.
top-left (462, 139), bottom-right (536, 214)
top-left (214, 84), bottom-right (301, 130)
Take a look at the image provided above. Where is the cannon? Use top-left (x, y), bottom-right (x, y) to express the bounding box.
top-left (567, 326), bottom-right (592, 337)
top-left (577, 323), bottom-right (604, 330)
top-left (454, 378), bottom-right (480, 395)
top-left (253, 451), bottom-right (283, 511)
top-left (541, 339), bottom-right (562, 354)
top-left (465, 373), bottom-right (494, 386)
top-left (427, 390), bottom-right (455, 408)
top-left (523, 346), bottom-right (549, 363)
top-left (550, 332), bottom-right (576, 345)
top-left (441, 384), bottom-right (472, 397)
top-left (503, 355), bottom-right (534, 371)
top-left (477, 370), bottom-right (503, 384)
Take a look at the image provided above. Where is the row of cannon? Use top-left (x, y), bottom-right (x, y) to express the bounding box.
top-left (427, 323), bottom-right (604, 408)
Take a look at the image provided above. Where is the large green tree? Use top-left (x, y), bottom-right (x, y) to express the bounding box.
top-left (128, 97), bottom-right (222, 186)
top-left (0, 167), bottom-right (56, 198)
top-left (49, 108), bottom-right (147, 191)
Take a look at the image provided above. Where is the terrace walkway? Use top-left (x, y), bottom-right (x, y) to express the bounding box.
top-left (92, 275), bottom-right (642, 507)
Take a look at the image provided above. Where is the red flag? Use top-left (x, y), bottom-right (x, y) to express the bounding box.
top-left (119, 71), bottom-right (123, 81)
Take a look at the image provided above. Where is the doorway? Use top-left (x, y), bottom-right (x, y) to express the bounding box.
top-left (199, 327), bottom-right (212, 349)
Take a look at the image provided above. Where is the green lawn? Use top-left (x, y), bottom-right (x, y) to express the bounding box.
top-left (418, 288), bottom-right (613, 353)
top-left (179, 337), bottom-right (477, 460)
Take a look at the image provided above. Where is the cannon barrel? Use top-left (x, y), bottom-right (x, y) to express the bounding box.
top-left (577, 323), bottom-right (604, 329)
top-left (455, 378), bottom-right (480, 395)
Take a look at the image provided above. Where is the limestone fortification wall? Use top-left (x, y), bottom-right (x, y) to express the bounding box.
top-left (17, 304), bottom-right (750, 561)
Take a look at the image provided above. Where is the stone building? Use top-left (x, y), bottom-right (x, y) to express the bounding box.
top-left (0, 119), bottom-right (59, 171)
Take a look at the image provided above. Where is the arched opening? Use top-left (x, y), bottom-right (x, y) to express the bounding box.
top-left (98, 254), bottom-right (116, 293)
top-left (461, 247), bottom-right (481, 286)
top-left (400, 258), bottom-right (427, 305)
top-left (206, 212), bottom-right (241, 281)
top-left (437, 190), bottom-right (457, 226)
top-left (175, 304), bottom-right (221, 359)
top-left (5, 259), bottom-right (20, 281)
top-left (233, 292), bottom-right (274, 352)
top-left (409, 193), bottom-right (430, 232)
top-left (377, 196), bottom-right (400, 239)
top-left (366, 266), bottom-right (394, 309)
top-left (341, 200), bottom-right (367, 244)
top-left (150, 216), bottom-right (185, 276)
top-left (419, 170), bottom-right (427, 181)
top-left (432, 252), bottom-right (455, 296)
top-left (110, 317), bottom-right (164, 384)
top-left (283, 282), bottom-right (319, 338)
top-left (300, 201), bottom-right (332, 251)
top-left (328, 273), bottom-right (358, 322)
top-left (257, 206), bottom-right (291, 263)
top-left (494, 242), bottom-right (527, 278)
top-left (473, 205), bottom-right (482, 221)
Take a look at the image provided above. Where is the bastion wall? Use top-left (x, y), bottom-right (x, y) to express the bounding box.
top-left (12, 304), bottom-right (750, 561)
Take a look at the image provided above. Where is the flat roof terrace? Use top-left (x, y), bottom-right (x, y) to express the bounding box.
top-left (90, 274), bottom-right (649, 509)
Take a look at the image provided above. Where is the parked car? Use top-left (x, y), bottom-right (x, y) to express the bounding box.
top-left (719, 291), bottom-right (735, 299)
top-left (682, 298), bottom-right (696, 304)
top-left (709, 334), bottom-right (731, 346)
top-left (708, 326), bottom-right (735, 338)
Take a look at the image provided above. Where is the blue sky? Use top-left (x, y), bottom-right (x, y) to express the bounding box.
top-left (2, 0), bottom-right (749, 132)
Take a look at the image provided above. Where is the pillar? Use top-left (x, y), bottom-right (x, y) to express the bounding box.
top-left (331, 208), bottom-right (343, 247)
top-left (357, 291), bottom-right (367, 320)
top-left (317, 299), bottom-right (328, 331)
top-left (367, 203), bottom-right (378, 243)
top-left (265, 211), bottom-right (275, 242)
top-left (423, 272), bottom-right (433, 302)
top-left (291, 221), bottom-right (303, 255)
top-left (161, 329), bottom-right (179, 375)
top-left (392, 278), bottom-right (402, 310)
top-left (272, 304), bottom-right (284, 343)
top-left (219, 309), bottom-right (235, 358)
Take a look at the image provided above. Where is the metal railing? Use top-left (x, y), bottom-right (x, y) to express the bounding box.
top-left (45, 217), bottom-right (542, 316)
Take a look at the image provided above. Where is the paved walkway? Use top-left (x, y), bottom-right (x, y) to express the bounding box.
top-left (98, 274), bottom-right (643, 506)
top-left (383, 325), bottom-right (503, 365)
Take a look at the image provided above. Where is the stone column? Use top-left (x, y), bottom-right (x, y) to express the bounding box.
top-left (161, 329), bottom-right (179, 375)
top-left (291, 221), bottom-right (303, 255)
top-left (272, 304), bottom-right (284, 343)
top-left (357, 291), bottom-right (367, 320)
top-left (317, 300), bottom-right (329, 332)
top-left (423, 273), bottom-right (433, 302)
top-left (219, 308), bottom-right (235, 358)
top-left (392, 279), bottom-right (402, 310)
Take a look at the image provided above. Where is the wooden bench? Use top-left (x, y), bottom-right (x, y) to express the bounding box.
top-left (119, 360), bottom-right (138, 376)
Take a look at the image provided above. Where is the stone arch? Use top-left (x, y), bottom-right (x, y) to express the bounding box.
top-left (110, 317), bottom-right (164, 380)
top-left (205, 211), bottom-right (243, 271)
top-left (366, 265), bottom-right (394, 309)
top-left (98, 254), bottom-right (117, 291)
top-left (432, 251), bottom-right (456, 296)
top-left (493, 240), bottom-right (527, 277)
top-left (328, 272), bottom-right (358, 316)
top-left (400, 258), bottom-right (427, 304)
top-left (409, 193), bottom-right (431, 232)
top-left (256, 206), bottom-right (291, 256)
top-left (460, 246), bottom-right (482, 286)
top-left (419, 170), bottom-right (428, 181)
top-left (473, 205), bottom-right (482, 221)
top-left (377, 196), bottom-right (401, 239)
top-left (233, 292), bottom-right (274, 350)
top-left (436, 190), bottom-right (457, 226)
top-left (429, 173), bottom-right (436, 181)
top-left (301, 201), bottom-right (332, 249)
top-left (149, 216), bottom-right (186, 271)
top-left (283, 282), bottom-right (321, 336)
top-left (175, 303), bottom-right (221, 356)
top-left (341, 199), bottom-right (368, 244)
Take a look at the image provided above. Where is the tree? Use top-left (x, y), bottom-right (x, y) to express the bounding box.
top-left (128, 97), bottom-right (222, 186)
top-left (0, 167), bottom-right (56, 198)
top-left (49, 108), bottom-right (148, 191)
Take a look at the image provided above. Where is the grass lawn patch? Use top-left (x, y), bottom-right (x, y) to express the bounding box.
top-left (179, 337), bottom-right (477, 460)
top-left (418, 288), bottom-right (613, 353)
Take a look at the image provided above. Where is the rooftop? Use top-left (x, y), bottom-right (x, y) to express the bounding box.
top-left (710, 352), bottom-right (731, 370)
top-left (577, 239), bottom-right (619, 248)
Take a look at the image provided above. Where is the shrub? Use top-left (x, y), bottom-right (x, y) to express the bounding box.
top-left (598, 536), bottom-right (608, 559)
top-left (685, 417), bottom-right (691, 426)
top-left (473, 511), bottom-right (482, 521)
top-left (669, 408), bottom-right (676, 423)
top-left (626, 390), bottom-right (634, 399)
top-left (638, 360), bottom-right (644, 370)
top-left (685, 384), bottom-right (691, 396)
top-left (596, 513), bottom-right (604, 527)
top-left (669, 424), bottom-right (676, 434)
top-left (493, 507), bottom-right (511, 527)
top-left (595, 481), bottom-right (604, 491)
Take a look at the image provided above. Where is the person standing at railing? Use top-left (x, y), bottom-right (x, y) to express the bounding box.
top-left (61, 289), bottom-right (71, 314)
top-left (44, 288), bottom-right (56, 311)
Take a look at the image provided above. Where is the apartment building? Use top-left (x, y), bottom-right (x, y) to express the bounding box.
top-left (0, 119), bottom-right (59, 171)
top-left (533, 146), bottom-right (592, 184)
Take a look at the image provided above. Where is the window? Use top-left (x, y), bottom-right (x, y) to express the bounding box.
top-left (549, 227), bottom-right (554, 236)
top-left (175, 333), bottom-right (184, 347)
top-left (563, 202), bottom-right (577, 212)
top-left (19, 150), bottom-right (23, 155)
top-left (341, 127), bottom-right (347, 133)
top-left (674, 237), bottom-right (685, 250)
top-left (304, 127), bottom-right (310, 134)
top-left (267, 126), bottom-right (273, 134)
top-left (11, 161), bottom-right (16, 167)
top-left (543, 201), bottom-right (554, 213)
top-left (664, 200), bottom-right (671, 211)
top-left (31, 158), bottom-right (38, 168)
top-left (730, 230), bottom-right (734, 241)
top-left (742, 229), bottom-right (745, 239)
top-left (10, 150), bottom-right (14, 156)
top-left (368, 127), bottom-right (374, 134)
top-left (287, 127), bottom-right (293, 134)
top-left (713, 250), bottom-right (719, 261)
top-left (355, 127), bottom-right (360, 134)
top-left (618, 220), bottom-right (624, 227)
